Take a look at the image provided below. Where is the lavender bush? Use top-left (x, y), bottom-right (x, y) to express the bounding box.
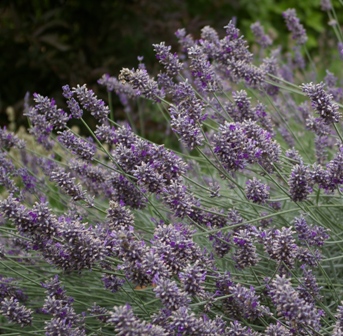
top-left (1, 3), bottom-right (343, 335)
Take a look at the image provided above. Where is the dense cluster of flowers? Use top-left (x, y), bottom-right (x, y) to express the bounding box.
top-left (1, 4), bottom-right (343, 335)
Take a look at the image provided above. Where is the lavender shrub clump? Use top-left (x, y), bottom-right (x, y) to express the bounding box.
top-left (2, 5), bottom-right (343, 334)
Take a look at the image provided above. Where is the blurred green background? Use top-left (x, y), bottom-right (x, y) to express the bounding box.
top-left (0, 0), bottom-right (339, 129)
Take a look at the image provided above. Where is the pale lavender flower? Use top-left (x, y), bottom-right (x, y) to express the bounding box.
top-left (0, 297), bottom-right (33, 327)
top-left (94, 124), bottom-right (117, 144)
top-left (0, 276), bottom-right (28, 302)
top-left (175, 28), bottom-right (195, 53)
top-left (226, 90), bottom-right (255, 122)
top-left (262, 227), bottom-right (298, 273)
top-left (242, 120), bottom-right (281, 172)
top-left (260, 53), bottom-right (280, 96)
top-left (154, 277), bottom-right (190, 311)
top-left (251, 21), bottom-right (272, 48)
top-left (44, 317), bottom-right (86, 336)
top-left (305, 116), bottom-right (331, 136)
top-left (245, 178), bottom-right (270, 204)
top-left (227, 320), bottom-right (260, 335)
top-left (0, 127), bottom-right (25, 149)
top-left (168, 307), bottom-right (225, 335)
top-left (233, 229), bottom-right (259, 269)
top-left (162, 181), bottom-right (197, 218)
top-left (188, 45), bottom-right (220, 91)
top-left (24, 111), bottom-right (55, 150)
top-left (296, 247), bottom-right (322, 267)
top-left (153, 42), bottom-right (183, 76)
top-left (213, 122), bottom-right (248, 172)
top-left (109, 173), bottom-right (147, 209)
top-left (209, 230), bottom-right (231, 257)
top-left (58, 130), bottom-right (96, 161)
top-left (0, 196), bottom-right (58, 245)
top-left (151, 223), bottom-right (204, 274)
top-left (199, 25), bottom-right (221, 60)
top-left (333, 302), bottom-right (343, 335)
top-left (321, 0), bottom-right (332, 11)
top-left (62, 85), bottom-right (83, 119)
top-left (119, 68), bottom-right (163, 102)
top-left (72, 84), bottom-right (110, 123)
top-left (50, 166), bottom-right (90, 203)
top-left (32, 93), bottom-right (69, 130)
top-left (42, 218), bottom-right (104, 272)
top-left (288, 164), bottom-right (312, 202)
top-left (285, 148), bottom-right (303, 165)
top-left (283, 9), bottom-right (307, 45)
top-left (302, 82), bottom-right (341, 123)
top-left (264, 322), bottom-right (292, 335)
top-left (69, 158), bottom-right (107, 197)
top-left (268, 275), bottom-right (322, 334)
top-left (278, 126), bottom-right (295, 148)
top-left (254, 102), bottom-right (274, 134)
top-left (293, 215), bottom-right (329, 246)
top-left (178, 262), bottom-right (206, 296)
top-left (88, 303), bottom-right (109, 323)
top-left (106, 200), bottom-right (134, 231)
top-left (108, 304), bottom-right (167, 335)
top-left (168, 80), bottom-right (206, 149)
top-left (325, 146), bottom-right (343, 191)
top-left (297, 267), bottom-right (322, 305)
top-left (101, 274), bottom-right (124, 293)
top-left (293, 46), bottom-right (305, 69)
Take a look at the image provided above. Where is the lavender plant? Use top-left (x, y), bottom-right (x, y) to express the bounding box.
top-left (1, 4), bottom-right (343, 335)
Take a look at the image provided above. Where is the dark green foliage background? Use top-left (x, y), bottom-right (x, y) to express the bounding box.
top-left (0, 0), bottom-right (339, 127)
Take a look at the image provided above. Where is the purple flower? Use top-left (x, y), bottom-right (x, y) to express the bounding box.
top-left (49, 166), bottom-right (91, 203)
top-left (283, 9), bottom-right (307, 45)
top-left (44, 317), bottom-right (86, 336)
top-left (151, 223), bottom-right (205, 275)
top-left (209, 230), bottom-right (231, 257)
top-left (72, 84), bottom-right (110, 124)
top-left (293, 216), bottom-right (329, 246)
top-left (154, 277), bottom-right (190, 311)
top-left (297, 267), bottom-right (322, 305)
top-left (119, 68), bottom-right (163, 103)
top-left (106, 200), bottom-right (134, 231)
top-left (245, 177), bottom-right (270, 204)
top-left (227, 320), bottom-right (260, 335)
top-left (302, 82), bottom-right (341, 123)
top-left (250, 21), bottom-right (273, 48)
top-left (268, 275), bottom-right (322, 334)
top-left (262, 227), bottom-right (298, 274)
top-left (321, 0), bottom-right (332, 11)
top-left (0, 127), bottom-right (25, 149)
top-left (0, 276), bottom-right (28, 302)
top-left (108, 304), bottom-right (167, 335)
top-left (285, 148), bottom-right (303, 165)
top-left (226, 90), bottom-right (255, 122)
top-left (175, 28), bottom-right (195, 53)
top-left (153, 42), bottom-right (183, 76)
top-left (264, 322), bottom-right (292, 335)
top-left (62, 85), bottom-right (83, 119)
top-left (233, 229), bottom-right (259, 269)
top-left (188, 45), bottom-right (220, 91)
top-left (178, 262), bottom-right (206, 296)
top-left (88, 304), bottom-right (109, 323)
top-left (288, 164), bottom-right (312, 202)
top-left (333, 302), bottom-right (343, 335)
top-left (32, 93), bottom-right (69, 130)
top-left (58, 130), bottom-right (96, 161)
top-left (0, 297), bottom-right (33, 327)
top-left (109, 173), bottom-right (147, 209)
top-left (101, 274), bottom-right (124, 293)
